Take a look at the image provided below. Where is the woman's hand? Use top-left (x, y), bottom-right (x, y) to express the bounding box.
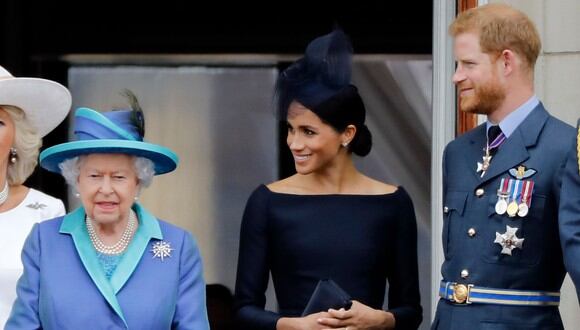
top-left (316, 300), bottom-right (395, 330)
top-left (277, 311), bottom-right (333, 330)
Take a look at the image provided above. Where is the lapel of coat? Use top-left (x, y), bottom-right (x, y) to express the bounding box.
top-left (109, 203), bottom-right (163, 295)
top-left (480, 103), bottom-right (549, 185)
top-left (59, 207), bottom-right (127, 326)
top-left (463, 124), bottom-right (488, 182)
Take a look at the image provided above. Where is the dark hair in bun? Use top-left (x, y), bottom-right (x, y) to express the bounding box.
top-left (349, 124), bottom-right (372, 156)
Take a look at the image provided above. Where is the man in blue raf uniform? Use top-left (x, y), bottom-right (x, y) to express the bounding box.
top-left (560, 120), bottom-right (580, 300)
top-left (432, 4), bottom-right (575, 329)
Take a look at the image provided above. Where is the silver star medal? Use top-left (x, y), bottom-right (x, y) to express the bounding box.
top-left (477, 154), bottom-right (492, 177)
top-left (151, 241), bottom-right (173, 261)
top-left (494, 225), bottom-right (524, 255)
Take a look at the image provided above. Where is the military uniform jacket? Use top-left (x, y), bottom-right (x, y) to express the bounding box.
top-left (559, 119), bottom-right (580, 300)
top-left (433, 104), bottom-right (575, 330)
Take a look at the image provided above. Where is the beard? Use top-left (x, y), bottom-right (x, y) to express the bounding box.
top-left (459, 77), bottom-right (506, 115)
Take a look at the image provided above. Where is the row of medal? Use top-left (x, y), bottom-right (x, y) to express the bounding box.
top-left (495, 178), bottom-right (534, 218)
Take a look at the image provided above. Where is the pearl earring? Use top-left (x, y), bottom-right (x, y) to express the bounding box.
top-left (74, 192), bottom-right (80, 198)
top-left (134, 196), bottom-right (139, 201)
top-left (9, 148), bottom-right (17, 164)
top-left (342, 142), bottom-right (349, 147)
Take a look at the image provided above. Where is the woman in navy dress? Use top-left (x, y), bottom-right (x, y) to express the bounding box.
top-left (234, 30), bottom-right (422, 330)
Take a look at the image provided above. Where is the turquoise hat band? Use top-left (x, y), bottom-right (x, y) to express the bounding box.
top-left (40, 139), bottom-right (179, 175)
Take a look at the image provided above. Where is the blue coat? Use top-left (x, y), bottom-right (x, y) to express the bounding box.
top-left (5, 204), bottom-right (210, 330)
top-left (559, 119), bottom-right (580, 300)
top-left (433, 104), bottom-right (575, 329)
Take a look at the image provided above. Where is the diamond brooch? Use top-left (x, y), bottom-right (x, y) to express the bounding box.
top-left (151, 241), bottom-right (173, 261)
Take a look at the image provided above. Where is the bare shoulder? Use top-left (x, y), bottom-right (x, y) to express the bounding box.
top-left (359, 176), bottom-right (398, 195)
top-left (266, 175), bottom-right (306, 194)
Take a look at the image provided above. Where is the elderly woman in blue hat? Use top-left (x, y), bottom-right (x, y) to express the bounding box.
top-left (6, 92), bottom-right (210, 329)
top-left (234, 30), bottom-right (422, 330)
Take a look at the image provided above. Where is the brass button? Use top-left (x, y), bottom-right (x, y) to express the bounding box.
top-left (468, 228), bottom-right (476, 237)
top-left (475, 188), bottom-right (484, 197)
top-left (443, 206), bottom-right (449, 213)
top-left (461, 269), bottom-right (469, 278)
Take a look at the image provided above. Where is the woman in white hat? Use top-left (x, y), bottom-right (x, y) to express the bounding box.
top-left (0, 65), bottom-right (71, 326)
top-left (6, 91), bottom-right (210, 329)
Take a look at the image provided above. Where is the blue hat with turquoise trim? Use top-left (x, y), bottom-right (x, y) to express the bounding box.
top-left (40, 107), bottom-right (178, 175)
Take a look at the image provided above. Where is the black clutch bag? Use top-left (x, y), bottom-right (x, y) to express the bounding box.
top-left (301, 279), bottom-right (353, 316)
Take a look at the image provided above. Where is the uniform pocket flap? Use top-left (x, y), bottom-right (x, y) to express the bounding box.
top-left (444, 191), bottom-right (468, 216)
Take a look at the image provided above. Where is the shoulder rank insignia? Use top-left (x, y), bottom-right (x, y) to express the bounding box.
top-left (509, 165), bottom-right (536, 180)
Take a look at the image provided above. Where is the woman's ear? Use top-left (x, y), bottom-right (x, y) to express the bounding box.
top-left (342, 124), bottom-right (357, 145)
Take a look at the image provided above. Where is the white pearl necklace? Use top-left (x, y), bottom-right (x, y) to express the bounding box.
top-left (86, 210), bottom-right (137, 255)
top-left (0, 181), bottom-right (9, 205)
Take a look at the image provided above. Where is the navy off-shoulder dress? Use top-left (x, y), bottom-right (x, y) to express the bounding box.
top-left (234, 184), bottom-right (422, 329)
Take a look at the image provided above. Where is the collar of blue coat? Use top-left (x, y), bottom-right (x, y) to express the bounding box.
top-left (59, 203), bottom-right (163, 326)
top-left (476, 103), bottom-right (548, 183)
top-left (486, 95), bottom-right (539, 138)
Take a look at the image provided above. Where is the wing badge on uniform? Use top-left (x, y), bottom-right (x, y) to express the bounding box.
top-left (508, 165), bottom-right (536, 180)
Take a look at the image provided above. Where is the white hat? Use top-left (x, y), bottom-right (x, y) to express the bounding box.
top-left (0, 65), bottom-right (71, 137)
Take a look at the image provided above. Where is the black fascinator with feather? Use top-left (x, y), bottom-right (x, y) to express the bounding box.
top-left (275, 28), bottom-right (372, 156)
top-left (275, 28), bottom-right (353, 117)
